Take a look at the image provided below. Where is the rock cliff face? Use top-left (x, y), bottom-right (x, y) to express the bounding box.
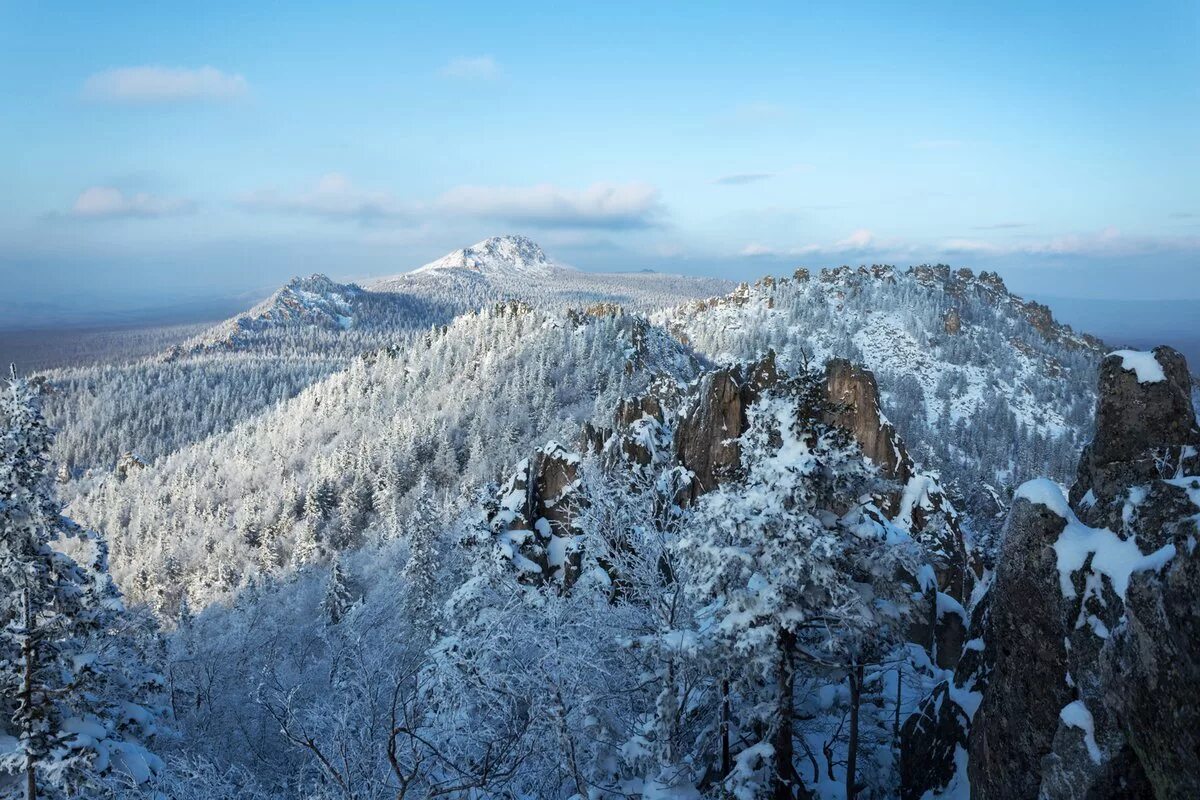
top-left (1070, 346), bottom-right (1200, 519)
top-left (484, 441), bottom-right (583, 588)
top-left (943, 307), bottom-right (962, 335)
top-left (497, 353), bottom-right (974, 618)
top-left (967, 497), bottom-right (1078, 800)
top-left (673, 351), bottom-right (781, 501)
top-left (824, 358), bottom-right (910, 483)
top-left (823, 359), bottom-right (976, 641)
top-left (961, 347), bottom-right (1200, 800)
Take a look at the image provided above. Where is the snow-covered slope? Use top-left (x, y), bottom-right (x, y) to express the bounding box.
top-left (42, 237), bottom-right (728, 476)
top-left (371, 234), bottom-right (734, 314)
top-left (69, 304), bottom-right (702, 609)
top-left (409, 234), bottom-right (566, 278)
top-left (40, 251), bottom-right (1140, 800)
top-left (662, 265), bottom-right (1107, 537)
top-left (170, 274), bottom-right (449, 357)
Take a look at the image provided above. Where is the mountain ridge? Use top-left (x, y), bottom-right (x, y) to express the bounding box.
top-left (406, 234), bottom-right (568, 279)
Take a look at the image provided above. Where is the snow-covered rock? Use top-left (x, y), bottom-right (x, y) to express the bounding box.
top-left (963, 345), bottom-right (1200, 799)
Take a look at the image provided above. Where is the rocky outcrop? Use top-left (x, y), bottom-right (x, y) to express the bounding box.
top-left (1070, 346), bottom-right (1200, 519)
top-left (943, 307), bottom-right (962, 335)
top-left (1022, 300), bottom-right (1056, 337)
top-left (823, 359), bottom-right (910, 483)
top-left (486, 442), bottom-right (583, 587)
top-left (583, 388), bottom-right (674, 471)
top-left (823, 359), bottom-right (976, 622)
top-left (673, 351), bottom-right (781, 501)
top-left (976, 271), bottom-right (1007, 293)
top-left (962, 347), bottom-right (1200, 799)
top-left (900, 681), bottom-right (970, 799)
top-left (115, 451), bottom-right (148, 481)
top-left (1103, 520), bottom-right (1200, 797)
top-left (967, 497), bottom-right (1074, 799)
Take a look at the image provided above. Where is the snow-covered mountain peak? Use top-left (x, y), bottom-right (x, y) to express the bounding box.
top-left (247, 273), bottom-right (363, 328)
top-left (410, 235), bottom-right (566, 278)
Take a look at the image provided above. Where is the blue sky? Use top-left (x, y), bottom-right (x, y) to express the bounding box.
top-left (2, 0), bottom-right (1198, 321)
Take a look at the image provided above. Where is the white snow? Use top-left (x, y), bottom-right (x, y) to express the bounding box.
top-left (1015, 479), bottom-right (1177, 601)
top-left (410, 235), bottom-right (566, 278)
top-left (1109, 350), bottom-right (1166, 383)
top-left (1059, 700), bottom-right (1102, 763)
top-left (1054, 521), bottom-right (1175, 601)
top-left (1014, 478), bottom-right (1072, 518)
top-left (916, 563), bottom-right (938, 593)
top-left (935, 591), bottom-right (967, 620)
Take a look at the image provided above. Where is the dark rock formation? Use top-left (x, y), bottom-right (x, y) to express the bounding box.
top-left (943, 307), bottom-right (962, 335)
top-left (976, 271), bottom-right (1007, 293)
top-left (1022, 300), bottom-right (1056, 337)
top-left (823, 359), bottom-right (976, 624)
top-left (1103, 525), bottom-right (1200, 798)
top-left (967, 498), bottom-right (1074, 800)
top-left (961, 346), bottom-right (1200, 799)
top-left (1070, 347), bottom-right (1200, 519)
top-left (900, 681), bottom-right (969, 800)
top-left (823, 359), bottom-right (910, 483)
top-left (673, 351), bottom-right (781, 501)
top-left (115, 451), bottom-right (148, 481)
top-left (486, 442), bottom-right (583, 587)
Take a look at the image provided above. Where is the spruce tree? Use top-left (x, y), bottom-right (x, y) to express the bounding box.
top-left (0, 370), bottom-right (162, 798)
top-left (321, 560), bottom-right (355, 626)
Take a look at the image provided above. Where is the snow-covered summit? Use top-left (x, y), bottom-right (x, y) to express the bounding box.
top-left (409, 235), bottom-right (567, 278)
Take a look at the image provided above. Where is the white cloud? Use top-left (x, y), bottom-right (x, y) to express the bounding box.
top-left (970, 222), bottom-right (1028, 230)
top-left (714, 173), bottom-right (775, 186)
top-left (236, 176), bottom-right (662, 229)
top-left (739, 227), bottom-right (1200, 266)
top-left (436, 182), bottom-right (663, 229)
top-left (740, 229), bottom-right (911, 260)
top-left (83, 66), bottom-right (248, 104)
top-left (71, 186), bottom-right (195, 218)
top-left (939, 227), bottom-right (1155, 257)
top-left (439, 56), bottom-right (501, 80)
top-left (741, 242), bottom-right (777, 256)
top-left (791, 228), bottom-right (881, 255)
top-left (238, 174), bottom-right (413, 223)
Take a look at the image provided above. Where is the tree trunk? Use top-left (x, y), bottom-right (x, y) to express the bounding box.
top-left (894, 666), bottom-right (902, 760)
top-left (846, 664), bottom-right (864, 800)
top-left (22, 588), bottom-right (37, 800)
top-left (772, 628), bottom-right (798, 800)
top-left (720, 675), bottom-right (731, 780)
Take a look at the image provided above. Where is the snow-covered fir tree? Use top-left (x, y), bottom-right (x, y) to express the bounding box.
top-left (320, 560), bottom-right (356, 626)
top-left (677, 368), bottom-right (920, 799)
top-left (0, 371), bottom-right (163, 799)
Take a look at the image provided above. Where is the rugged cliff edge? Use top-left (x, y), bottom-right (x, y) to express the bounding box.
top-left (906, 346), bottom-right (1200, 799)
